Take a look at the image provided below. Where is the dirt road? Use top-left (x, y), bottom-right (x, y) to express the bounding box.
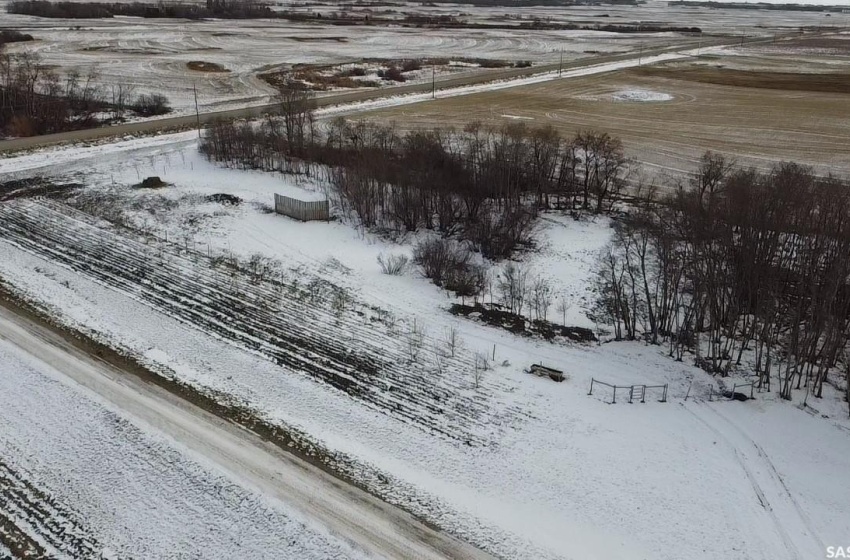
top-left (0, 300), bottom-right (495, 560)
top-left (0, 35), bottom-right (751, 154)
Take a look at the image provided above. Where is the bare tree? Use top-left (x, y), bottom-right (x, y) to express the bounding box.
top-left (530, 275), bottom-right (553, 321)
top-left (497, 262), bottom-right (529, 316)
top-left (443, 324), bottom-right (462, 357)
top-left (275, 80), bottom-right (316, 156)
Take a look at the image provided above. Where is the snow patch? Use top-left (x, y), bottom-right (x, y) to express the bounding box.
top-left (612, 89), bottom-right (674, 102)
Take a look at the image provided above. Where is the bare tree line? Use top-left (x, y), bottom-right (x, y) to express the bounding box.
top-left (199, 85), bottom-right (850, 412)
top-left (200, 85), bottom-right (631, 259)
top-left (594, 153), bottom-right (850, 411)
top-left (0, 49), bottom-right (170, 137)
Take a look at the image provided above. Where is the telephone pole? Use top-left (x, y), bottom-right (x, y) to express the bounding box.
top-left (193, 82), bottom-right (201, 138)
top-left (432, 65), bottom-right (436, 99)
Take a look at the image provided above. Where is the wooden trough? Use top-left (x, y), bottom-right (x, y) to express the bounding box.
top-left (274, 193), bottom-right (329, 222)
top-left (528, 364), bottom-right (566, 383)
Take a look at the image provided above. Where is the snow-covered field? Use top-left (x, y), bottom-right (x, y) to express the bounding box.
top-left (1, 136), bottom-right (849, 559)
top-left (4, 0), bottom-right (847, 114)
top-left (0, 336), bottom-right (371, 559)
top-left (0, 19), bottom-right (655, 113)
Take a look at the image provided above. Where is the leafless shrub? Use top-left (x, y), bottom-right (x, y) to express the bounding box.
top-left (246, 253), bottom-right (280, 284)
top-left (378, 65), bottom-right (406, 82)
top-left (468, 207), bottom-right (536, 260)
top-left (133, 93), bottom-right (171, 117)
top-left (413, 238), bottom-right (486, 298)
top-left (401, 59), bottom-right (421, 72)
top-left (330, 287), bottom-right (352, 321)
top-left (443, 324), bottom-right (463, 357)
top-left (473, 352), bottom-right (490, 388)
top-left (377, 252), bottom-right (409, 275)
top-left (406, 321), bottom-right (425, 363)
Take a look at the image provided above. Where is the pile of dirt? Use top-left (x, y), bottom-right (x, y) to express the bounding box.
top-left (135, 176), bottom-right (167, 189)
top-left (186, 61), bottom-right (229, 73)
top-left (0, 178), bottom-right (80, 201)
top-left (449, 303), bottom-right (596, 343)
top-left (205, 193), bottom-right (242, 205)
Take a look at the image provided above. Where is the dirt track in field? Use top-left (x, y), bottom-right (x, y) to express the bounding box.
top-left (358, 64), bottom-right (850, 179)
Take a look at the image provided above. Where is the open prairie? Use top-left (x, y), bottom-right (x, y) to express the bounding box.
top-left (358, 39), bottom-right (850, 178)
top-left (3, 0), bottom-right (848, 113)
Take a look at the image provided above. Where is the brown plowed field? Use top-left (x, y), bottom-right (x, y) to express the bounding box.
top-left (359, 64), bottom-right (850, 179)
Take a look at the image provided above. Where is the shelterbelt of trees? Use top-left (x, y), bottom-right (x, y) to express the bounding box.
top-left (0, 48), bottom-right (170, 138)
top-left (200, 84), bottom-right (850, 415)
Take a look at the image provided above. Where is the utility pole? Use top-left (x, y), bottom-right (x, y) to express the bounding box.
top-left (432, 65), bottom-right (436, 99)
top-left (193, 82), bottom-right (201, 138)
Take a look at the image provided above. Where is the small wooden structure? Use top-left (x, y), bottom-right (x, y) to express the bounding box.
top-left (274, 193), bottom-right (329, 222)
top-left (529, 364), bottom-right (565, 382)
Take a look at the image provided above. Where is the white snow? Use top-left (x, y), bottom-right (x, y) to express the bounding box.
top-left (0, 336), bottom-right (370, 559)
top-left (0, 139), bottom-right (849, 559)
top-left (613, 89), bottom-right (674, 102)
top-left (1, 41), bottom-right (849, 558)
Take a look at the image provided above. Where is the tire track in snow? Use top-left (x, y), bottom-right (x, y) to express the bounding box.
top-left (684, 402), bottom-right (824, 560)
top-left (699, 404), bottom-right (826, 553)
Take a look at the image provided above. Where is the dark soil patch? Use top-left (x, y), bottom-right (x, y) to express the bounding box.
top-left (0, 30), bottom-right (34, 46)
top-left (288, 36), bottom-right (348, 42)
top-left (135, 176), bottom-right (167, 189)
top-left (0, 178), bottom-right (80, 201)
top-left (260, 67), bottom-right (380, 91)
top-left (450, 303), bottom-right (596, 343)
top-left (187, 60), bottom-right (229, 73)
top-left (635, 66), bottom-right (850, 94)
top-left (205, 193), bottom-right (242, 205)
top-left (779, 37), bottom-right (850, 52)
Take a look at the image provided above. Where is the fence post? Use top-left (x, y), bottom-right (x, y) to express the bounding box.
top-left (641, 385), bottom-right (646, 403)
top-left (629, 385), bottom-right (634, 404)
top-left (612, 386), bottom-right (616, 404)
top-left (588, 378), bottom-right (594, 396)
top-left (662, 384), bottom-right (668, 403)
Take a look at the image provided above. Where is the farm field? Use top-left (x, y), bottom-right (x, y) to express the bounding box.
top-left (1, 136), bottom-right (849, 559)
top-left (358, 39), bottom-right (850, 178)
top-left (3, 0), bottom-right (848, 114)
top-left (0, 15), bottom-right (675, 113)
top-left (3, 2), bottom-right (850, 558)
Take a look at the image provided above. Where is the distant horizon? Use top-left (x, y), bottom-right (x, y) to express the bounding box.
top-left (657, 0), bottom-right (850, 7)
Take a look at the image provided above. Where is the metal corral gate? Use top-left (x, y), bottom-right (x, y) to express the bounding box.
top-left (274, 194), bottom-right (329, 222)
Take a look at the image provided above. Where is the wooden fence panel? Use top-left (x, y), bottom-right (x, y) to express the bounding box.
top-left (274, 194), bottom-right (329, 222)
